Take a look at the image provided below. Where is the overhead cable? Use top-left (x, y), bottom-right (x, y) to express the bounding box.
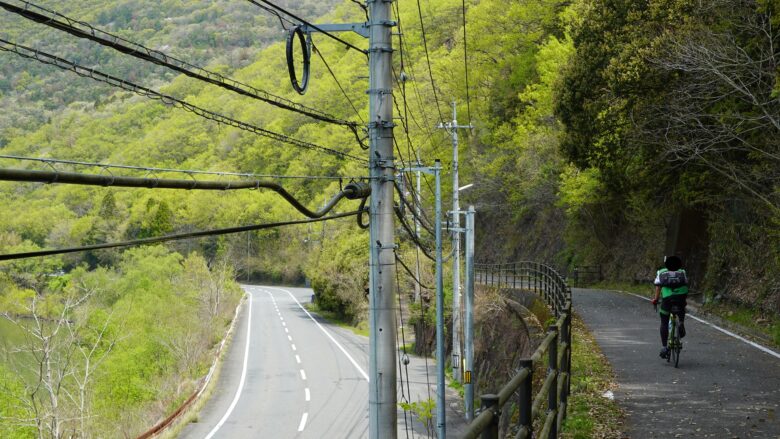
top-left (0, 167), bottom-right (371, 219)
top-left (247, 0), bottom-right (367, 55)
top-left (0, 39), bottom-right (366, 163)
top-left (395, 205), bottom-right (435, 261)
top-left (395, 253), bottom-right (432, 290)
top-left (312, 43), bottom-right (366, 127)
top-left (461, 0), bottom-right (472, 125)
top-left (0, 154), bottom-right (368, 181)
top-left (0, 210), bottom-right (364, 262)
top-left (414, 0), bottom-right (446, 124)
top-left (0, 0), bottom-right (361, 135)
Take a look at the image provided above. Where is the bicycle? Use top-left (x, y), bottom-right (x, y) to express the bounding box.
top-left (655, 303), bottom-right (683, 368)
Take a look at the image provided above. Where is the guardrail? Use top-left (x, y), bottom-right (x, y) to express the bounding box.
top-left (466, 262), bottom-right (572, 439)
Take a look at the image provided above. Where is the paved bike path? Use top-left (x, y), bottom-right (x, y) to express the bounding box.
top-left (572, 288), bottom-right (779, 438)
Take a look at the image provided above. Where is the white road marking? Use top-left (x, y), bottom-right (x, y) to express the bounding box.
top-left (291, 344), bottom-right (296, 351)
top-left (265, 286), bottom-right (370, 381)
top-left (204, 291), bottom-right (253, 439)
top-left (295, 355), bottom-right (301, 364)
top-left (282, 322), bottom-right (286, 327)
top-left (288, 335), bottom-right (293, 341)
top-left (298, 412), bottom-right (308, 432)
top-left (285, 327), bottom-right (289, 333)
top-left (626, 292), bottom-right (780, 359)
top-left (300, 369), bottom-right (307, 380)
top-left (304, 387), bottom-right (310, 401)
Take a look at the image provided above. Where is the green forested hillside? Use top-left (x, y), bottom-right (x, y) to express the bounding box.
top-left (0, 0), bottom-right (778, 436)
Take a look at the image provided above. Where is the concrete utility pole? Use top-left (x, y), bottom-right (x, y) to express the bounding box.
top-left (438, 101), bottom-right (472, 384)
top-left (464, 205), bottom-right (476, 421)
top-left (367, 0), bottom-right (396, 435)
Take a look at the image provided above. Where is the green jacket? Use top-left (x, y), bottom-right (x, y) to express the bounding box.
top-left (654, 268), bottom-right (689, 299)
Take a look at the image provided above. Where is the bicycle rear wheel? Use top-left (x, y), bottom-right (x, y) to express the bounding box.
top-left (671, 320), bottom-right (681, 368)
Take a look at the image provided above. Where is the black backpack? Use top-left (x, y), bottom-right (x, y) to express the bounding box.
top-left (659, 270), bottom-right (688, 288)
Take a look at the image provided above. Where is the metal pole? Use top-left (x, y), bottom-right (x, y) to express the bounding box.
top-left (464, 206), bottom-right (476, 421)
top-left (434, 160), bottom-right (446, 438)
top-left (367, 0), bottom-right (396, 435)
top-left (414, 166), bottom-right (422, 302)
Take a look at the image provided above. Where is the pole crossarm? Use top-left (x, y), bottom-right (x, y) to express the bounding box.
top-left (300, 22), bottom-right (371, 38)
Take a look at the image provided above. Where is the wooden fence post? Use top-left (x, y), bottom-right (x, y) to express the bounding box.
top-left (548, 325), bottom-right (559, 439)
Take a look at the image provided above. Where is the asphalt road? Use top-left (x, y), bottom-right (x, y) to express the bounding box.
top-left (573, 288), bottom-right (780, 438)
top-left (179, 284), bottom-right (467, 439)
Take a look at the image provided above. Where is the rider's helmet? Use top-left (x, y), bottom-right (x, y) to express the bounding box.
top-left (664, 255), bottom-right (683, 271)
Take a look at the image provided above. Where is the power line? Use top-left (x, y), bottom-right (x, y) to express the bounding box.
top-left (349, 0), bottom-right (369, 22)
top-left (0, 0), bottom-right (361, 134)
top-left (0, 210), bottom-right (364, 262)
top-left (414, 0), bottom-right (446, 124)
top-left (461, 0), bottom-right (472, 125)
top-left (248, 0), bottom-right (367, 55)
top-left (311, 43), bottom-right (366, 127)
top-left (395, 253), bottom-right (432, 290)
top-left (0, 39), bottom-right (366, 163)
top-left (0, 154), bottom-right (368, 181)
top-left (0, 168), bottom-right (371, 219)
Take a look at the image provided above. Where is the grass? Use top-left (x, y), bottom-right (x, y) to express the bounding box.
top-left (303, 302), bottom-right (369, 337)
top-left (701, 301), bottom-right (780, 347)
top-left (561, 314), bottom-right (626, 439)
top-left (445, 366), bottom-right (465, 398)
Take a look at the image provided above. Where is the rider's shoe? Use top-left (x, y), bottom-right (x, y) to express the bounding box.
top-left (679, 323), bottom-right (686, 338)
top-left (659, 347), bottom-right (670, 359)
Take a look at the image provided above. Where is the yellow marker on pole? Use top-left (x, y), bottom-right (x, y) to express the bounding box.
top-left (464, 370), bottom-right (472, 384)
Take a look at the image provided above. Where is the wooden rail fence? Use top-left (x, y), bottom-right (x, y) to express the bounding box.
top-left (465, 262), bottom-right (572, 439)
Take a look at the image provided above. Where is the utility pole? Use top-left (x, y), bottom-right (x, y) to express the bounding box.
top-left (283, 3), bottom-right (395, 436)
top-left (433, 159), bottom-right (446, 439)
top-left (367, 0), bottom-right (396, 436)
top-left (464, 205), bottom-right (476, 421)
top-left (437, 101), bottom-right (472, 384)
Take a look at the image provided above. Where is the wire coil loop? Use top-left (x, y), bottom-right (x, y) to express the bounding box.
top-left (286, 26), bottom-right (311, 95)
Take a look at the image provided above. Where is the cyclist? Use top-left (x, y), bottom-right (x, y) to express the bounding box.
top-left (652, 255), bottom-right (688, 359)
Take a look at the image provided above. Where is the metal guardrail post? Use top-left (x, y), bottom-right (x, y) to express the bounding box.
top-left (518, 359), bottom-right (533, 438)
top-left (480, 394), bottom-right (500, 439)
top-left (547, 325), bottom-right (559, 439)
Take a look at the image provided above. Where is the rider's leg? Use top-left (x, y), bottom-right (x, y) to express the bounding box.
top-left (659, 312), bottom-right (670, 358)
top-left (660, 313), bottom-right (670, 346)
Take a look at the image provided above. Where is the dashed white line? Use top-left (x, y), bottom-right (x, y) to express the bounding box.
top-left (295, 355), bottom-right (301, 364)
top-left (265, 286), bottom-right (370, 381)
top-left (285, 327), bottom-right (289, 333)
top-left (300, 369), bottom-right (307, 380)
top-left (287, 335), bottom-right (293, 342)
top-left (304, 387), bottom-right (310, 401)
top-left (298, 413), bottom-right (308, 432)
top-left (291, 344), bottom-right (296, 351)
